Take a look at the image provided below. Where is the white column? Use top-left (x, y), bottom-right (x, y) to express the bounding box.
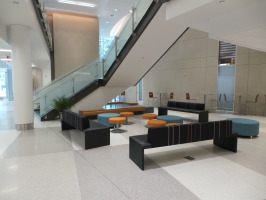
top-left (10, 25), bottom-right (34, 130)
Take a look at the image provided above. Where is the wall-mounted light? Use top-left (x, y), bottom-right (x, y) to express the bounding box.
top-left (56, 0), bottom-right (96, 8)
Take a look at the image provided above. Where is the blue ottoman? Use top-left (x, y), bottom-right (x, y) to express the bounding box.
top-left (98, 113), bottom-right (121, 127)
top-left (227, 118), bottom-right (259, 137)
top-left (157, 115), bottom-right (183, 124)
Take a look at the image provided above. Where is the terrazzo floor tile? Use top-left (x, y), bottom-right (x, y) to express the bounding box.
top-left (74, 151), bottom-right (129, 200)
top-left (2, 127), bottom-right (73, 159)
top-left (78, 145), bottom-right (200, 200)
top-left (0, 151), bottom-right (82, 200)
top-left (161, 157), bottom-right (266, 200)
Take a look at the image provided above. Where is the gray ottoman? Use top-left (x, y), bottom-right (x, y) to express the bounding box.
top-left (227, 118), bottom-right (259, 138)
top-left (157, 115), bottom-right (183, 124)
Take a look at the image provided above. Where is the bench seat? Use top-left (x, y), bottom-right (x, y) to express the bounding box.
top-left (61, 110), bottom-right (110, 149)
top-left (158, 101), bottom-right (208, 122)
top-left (129, 120), bottom-right (237, 170)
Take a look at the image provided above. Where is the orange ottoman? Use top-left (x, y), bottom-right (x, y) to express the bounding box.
top-left (147, 120), bottom-right (166, 127)
top-left (143, 114), bottom-right (158, 127)
top-left (165, 123), bottom-right (182, 126)
top-left (109, 117), bottom-right (127, 133)
top-left (120, 112), bottom-right (134, 125)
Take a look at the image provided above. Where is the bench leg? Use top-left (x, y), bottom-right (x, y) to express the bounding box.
top-left (199, 111), bottom-right (209, 122)
top-left (61, 120), bottom-right (75, 130)
top-left (129, 137), bottom-right (145, 170)
top-left (158, 107), bottom-right (168, 116)
top-left (213, 133), bottom-right (238, 153)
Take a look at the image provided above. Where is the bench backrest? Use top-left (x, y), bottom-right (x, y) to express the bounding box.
top-left (62, 110), bottom-right (89, 131)
top-left (147, 120), bottom-right (232, 148)
top-left (167, 101), bottom-right (205, 110)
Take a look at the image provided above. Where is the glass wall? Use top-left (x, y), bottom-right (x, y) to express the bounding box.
top-left (217, 66), bottom-right (236, 111)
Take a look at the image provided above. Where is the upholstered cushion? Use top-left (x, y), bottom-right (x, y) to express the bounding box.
top-left (109, 117), bottom-right (127, 124)
top-left (143, 114), bottom-right (158, 120)
top-left (120, 112), bottom-right (134, 117)
top-left (62, 110), bottom-right (89, 131)
top-left (147, 120), bottom-right (166, 127)
top-left (147, 120), bottom-right (232, 147)
top-left (157, 115), bottom-right (183, 124)
top-left (227, 118), bottom-right (259, 137)
top-left (97, 113), bottom-right (121, 127)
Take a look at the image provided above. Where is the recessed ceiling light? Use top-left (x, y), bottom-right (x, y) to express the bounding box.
top-left (115, 9), bottom-right (118, 12)
top-left (129, 10), bottom-right (132, 13)
top-left (219, 0), bottom-right (225, 3)
top-left (106, 21), bottom-right (109, 24)
top-left (57, 0), bottom-right (96, 8)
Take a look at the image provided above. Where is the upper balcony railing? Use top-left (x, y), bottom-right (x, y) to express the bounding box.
top-left (33, 0), bottom-right (154, 117)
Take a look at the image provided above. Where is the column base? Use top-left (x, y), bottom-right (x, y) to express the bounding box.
top-left (15, 123), bottom-right (34, 131)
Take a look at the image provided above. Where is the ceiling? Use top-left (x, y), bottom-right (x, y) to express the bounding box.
top-left (42, 0), bottom-right (137, 39)
top-left (0, 0), bottom-right (137, 66)
top-left (166, 0), bottom-right (266, 52)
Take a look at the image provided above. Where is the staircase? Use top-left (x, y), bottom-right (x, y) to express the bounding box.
top-left (33, 0), bottom-right (188, 121)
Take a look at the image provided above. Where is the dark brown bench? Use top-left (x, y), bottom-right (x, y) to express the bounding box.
top-left (158, 101), bottom-right (208, 122)
top-left (61, 110), bottom-right (110, 149)
top-left (129, 120), bottom-right (237, 170)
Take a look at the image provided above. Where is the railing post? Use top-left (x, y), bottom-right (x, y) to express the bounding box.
top-left (44, 94), bottom-right (47, 111)
top-left (72, 78), bottom-right (75, 94)
top-left (132, 6), bottom-right (136, 36)
top-left (102, 59), bottom-right (105, 78)
top-left (115, 36), bottom-right (118, 58)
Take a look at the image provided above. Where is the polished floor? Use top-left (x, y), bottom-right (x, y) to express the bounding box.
top-left (0, 101), bottom-right (266, 199)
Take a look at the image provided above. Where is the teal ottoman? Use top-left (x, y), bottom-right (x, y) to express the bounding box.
top-left (98, 113), bottom-right (121, 127)
top-left (157, 115), bottom-right (183, 124)
top-left (227, 118), bottom-right (259, 138)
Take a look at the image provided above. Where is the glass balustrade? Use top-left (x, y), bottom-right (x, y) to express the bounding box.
top-left (34, 0), bottom-right (154, 117)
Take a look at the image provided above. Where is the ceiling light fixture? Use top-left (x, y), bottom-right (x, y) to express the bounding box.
top-left (0, 58), bottom-right (12, 61)
top-left (57, 0), bottom-right (96, 8)
top-left (219, 0), bottom-right (225, 3)
top-left (115, 9), bottom-right (118, 12)
top-left (0, 49), bottom-right (12, 52)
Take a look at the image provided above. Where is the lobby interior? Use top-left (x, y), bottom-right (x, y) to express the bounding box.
top-left (1, 0), bottom-right (266, 199)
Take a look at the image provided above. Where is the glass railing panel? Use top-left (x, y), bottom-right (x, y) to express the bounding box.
top-left (73, 61), bottom-right (99, 93)
top-left (40, 79), bottom-right (73, 115)
top-left (39, 60), bottom-right (100, 116)
top-left (103, 44), bottom-right (116, 75)
top-left (134, 0), bottom-right (153, 29)
top-left (117, 15), bottom-right (133, 55)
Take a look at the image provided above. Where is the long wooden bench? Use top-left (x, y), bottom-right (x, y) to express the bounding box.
top-left (129, 120), bottom-right (237, 170)
top-left (61, 110), bottom-right (110, 149)
top-left (158, 101), bottom-right (208, 122)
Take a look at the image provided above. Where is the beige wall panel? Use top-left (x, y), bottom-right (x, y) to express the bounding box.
top-left (235, 65), bottom-right (248, 97)
top-left (236, 54), bottom-right (249, 66)
top-left (53, 13), bottom-right (99, 78)
top-left (207, 39), bottom-right (219, 57)
top-left (247, 64), bottom-right (266, 95)
top-left (143, 28), bottom-right (219, 110)
top-left (249, 52), bottom-right (266, 65)
top-left (207, 56), bottom-right (218, 67)
top-left (181, 38), bottom-right (207, 59)
top-left (179, 28), bottom-right (207, 41)
top-left (236, 46), bottom-right (249, 54)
